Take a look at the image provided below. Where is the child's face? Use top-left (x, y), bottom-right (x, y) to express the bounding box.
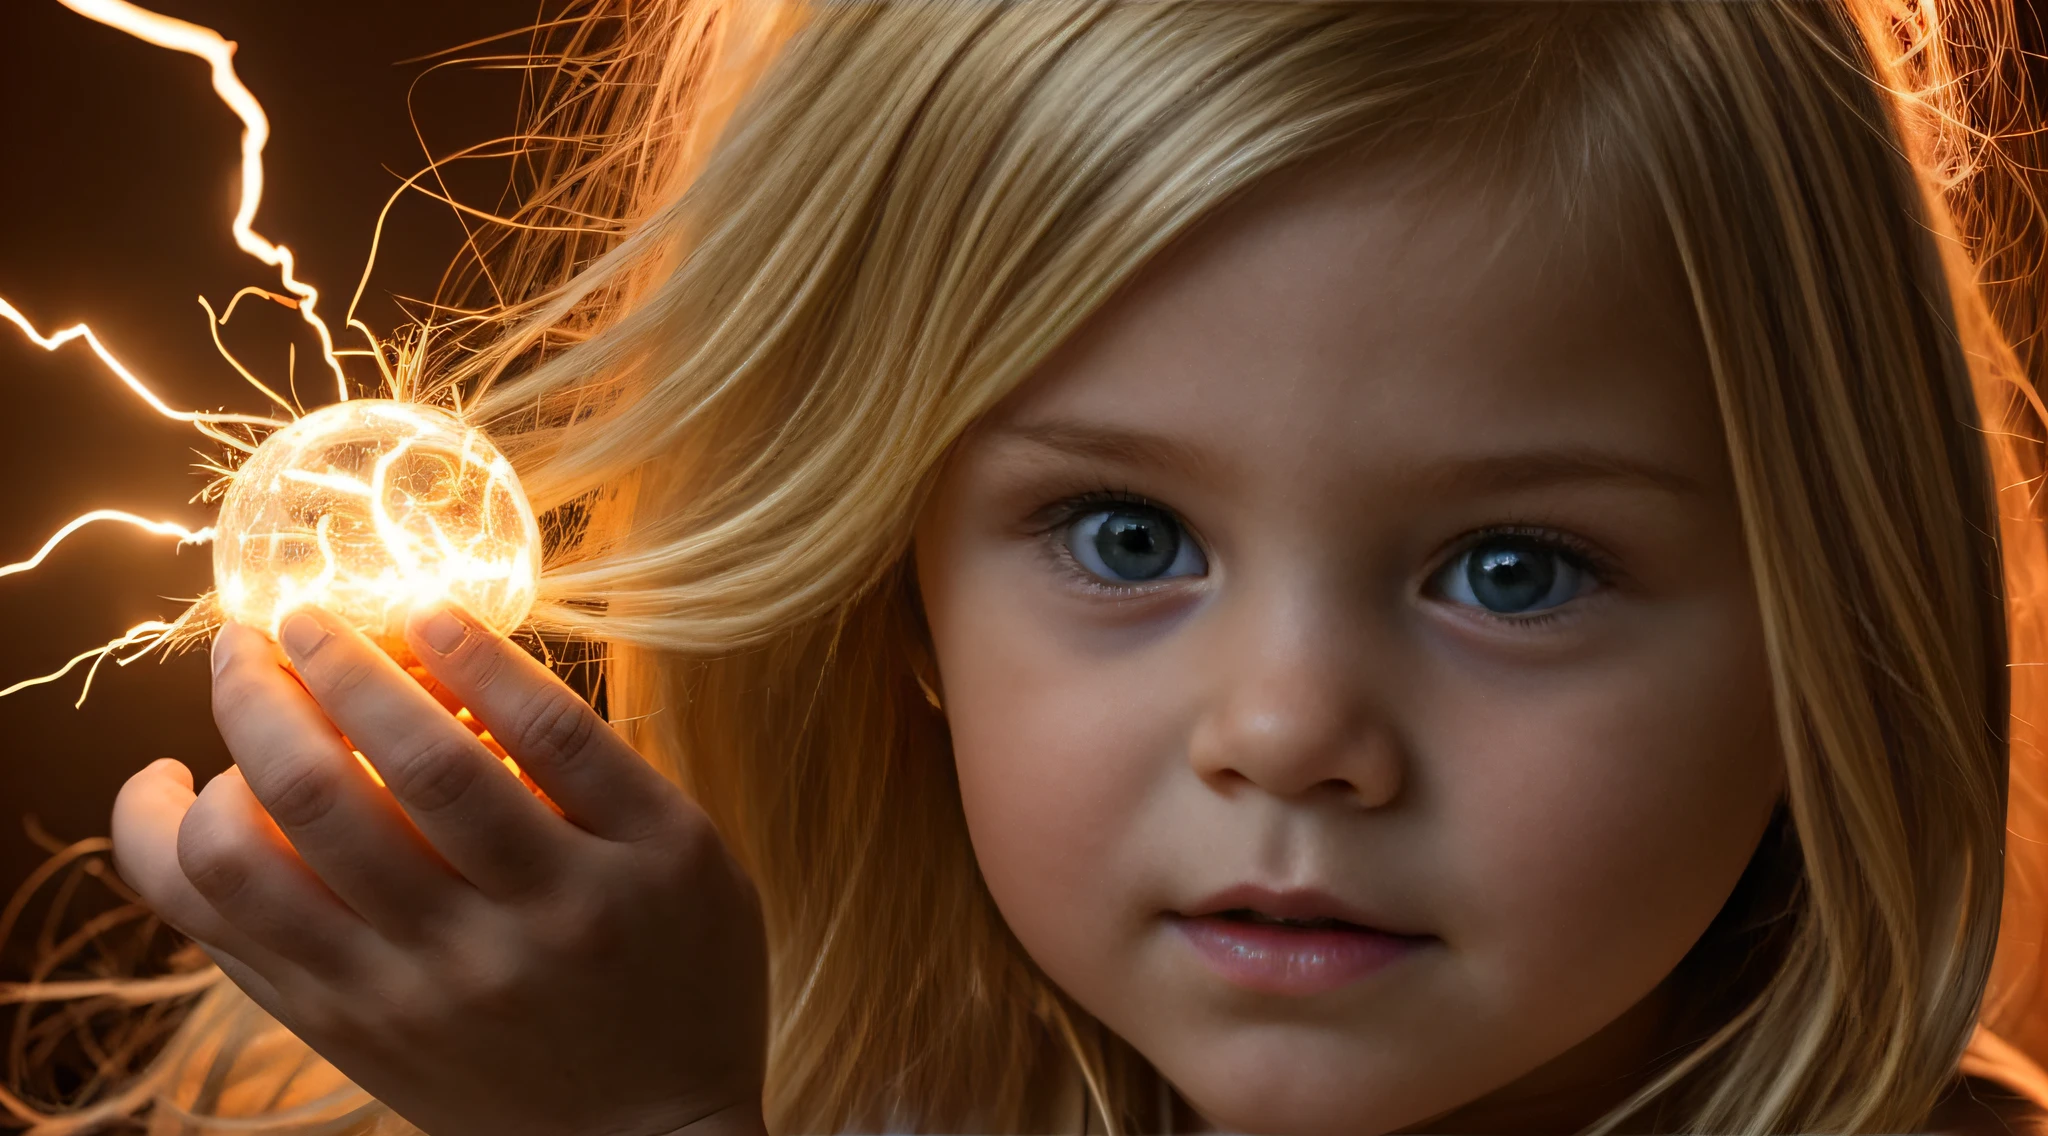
top-left (913, 155), bottom-right (1785, 1134)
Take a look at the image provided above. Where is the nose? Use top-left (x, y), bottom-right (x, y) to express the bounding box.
top-left (1185, 596), bottom-right (1404, 808)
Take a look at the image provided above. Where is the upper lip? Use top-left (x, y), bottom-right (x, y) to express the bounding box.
top-left (1178, 884), bottom-right (1426, 937)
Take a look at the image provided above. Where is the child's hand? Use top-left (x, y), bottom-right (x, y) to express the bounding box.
top-left (110, 604), bottom-right (768, 1136)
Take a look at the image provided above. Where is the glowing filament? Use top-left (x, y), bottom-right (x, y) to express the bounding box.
top-left (212, 400), bottom-right (540, 654)
top-left (0, 1), bottom-right (542, 707)
top-left (0, 511), bottom-right (214, 581)
top-left (52, 0), bottom-right (350, 402)
top-left (0, 299), bottom-right (285, 434)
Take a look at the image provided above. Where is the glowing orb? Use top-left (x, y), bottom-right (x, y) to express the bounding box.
top-left (212, 399), bottom-right (540, 653)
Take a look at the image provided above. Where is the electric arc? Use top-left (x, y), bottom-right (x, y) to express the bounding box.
top-left (0, 0), bottom-right (540, 704)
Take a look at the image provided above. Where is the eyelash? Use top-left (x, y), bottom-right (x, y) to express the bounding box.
top-left (1033, 487), bottom-right (1188, 597)
top-left (1033, 488), bottom-right (1619, 624)
top-left (1432, 524), bottom-right (1616, 629)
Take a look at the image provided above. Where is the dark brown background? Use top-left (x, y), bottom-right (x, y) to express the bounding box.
top-left (0, 0), bottom-right (540, 907)
top-left (0, 2), bottom-right (2044, 913)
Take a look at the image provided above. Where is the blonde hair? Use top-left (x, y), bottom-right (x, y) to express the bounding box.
top-left (13, 2), bottom-right (2047, 1132)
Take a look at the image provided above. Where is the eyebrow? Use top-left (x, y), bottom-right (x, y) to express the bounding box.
top-left (987, 416), bottom-right (1709, 499)
top-left (987, 417), bottom-right (1221, 484)
top-left (1411, 447), bottom-right (1710, 499)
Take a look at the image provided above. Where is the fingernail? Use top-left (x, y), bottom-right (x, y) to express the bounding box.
top-left (279, 611), bottom-right (331, 662)
top-left (415, 607), bottom-right (470, 656)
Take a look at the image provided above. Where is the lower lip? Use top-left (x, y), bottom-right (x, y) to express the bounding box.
top-left (1172, 915), bottom-right (1429, 995)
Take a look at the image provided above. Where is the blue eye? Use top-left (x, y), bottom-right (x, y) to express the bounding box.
top-left (1437, 535), bottom-right (1590, 615)
top-left (1066, 504), bottom-right (1207, 584)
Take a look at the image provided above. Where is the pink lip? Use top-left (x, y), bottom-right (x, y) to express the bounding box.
top-left (1171, 885), bottom-right (1433, 995)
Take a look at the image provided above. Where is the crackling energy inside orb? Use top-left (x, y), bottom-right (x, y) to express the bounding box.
top-left (215, 400), bottom-right (540, 657)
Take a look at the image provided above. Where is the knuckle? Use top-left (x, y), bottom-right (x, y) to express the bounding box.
top-left (382, 973), bottom-right (454, 1038)
top-left (460, 638), bottom-right (510, 692)
top-left (537, 886), bottom-right (627, 960)
top-left (646, 801), bottom-right (722, 869)
top-left (260, 758), bottom-right (342, 830)
top-left (381, 736), bottom-right (484, 813)
top-left (176, 814), bottom-right (255, 908)
top-left (317, 656), bottom-right (376, 701)
top-left (507, 689), bottom-right (598, 770)
top-left (210, 669), bottom-right (265, 732)
top-left (447, 944), bottom-right (527, 1012)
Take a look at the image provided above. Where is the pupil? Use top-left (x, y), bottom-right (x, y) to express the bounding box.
top-left (1467, 541), bottom-right (1556, 612)
top-left (1094, 510), bottom-right (1178, 580)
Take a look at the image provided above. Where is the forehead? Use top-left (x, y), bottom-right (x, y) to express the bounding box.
top-left (982, 153), bottom-right (1727, 495)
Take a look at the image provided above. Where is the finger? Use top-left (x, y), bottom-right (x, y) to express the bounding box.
top-left (111, 759), bottom-right (291, 979)
top-left (276, 606), bottom-right (570, 898)
top-left (175, 766), bottom-right (391, 983)
top-left (210, 621), bottom-right (469, 940)
top-left (406, 602), bottom-right (690, 844)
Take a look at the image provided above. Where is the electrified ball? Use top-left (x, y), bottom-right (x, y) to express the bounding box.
top-left (212, 399), bottom-right (541, 654)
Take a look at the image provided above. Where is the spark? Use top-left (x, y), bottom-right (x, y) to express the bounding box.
top-left (51, 0), bottom-right (351, 404)
top-left (0, 0), bottom-right (540, 708)
top-left (0, 619), bottom-right (186, 707)
top-left (0, 0), bottom-right (332, 601)
top-left (0, 299), bottom-right (286, 435)
top-left (0, 511), bottom-right (214, 581)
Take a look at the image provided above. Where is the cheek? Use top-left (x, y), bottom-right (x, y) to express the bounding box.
top-left (924, 559), bottom-right (1183, 970)
top-left (1430, 603), bottom-right (1783, 1013)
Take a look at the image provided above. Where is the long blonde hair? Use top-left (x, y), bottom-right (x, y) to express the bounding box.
top-left (16, 2), bottom-right (2048, 1132)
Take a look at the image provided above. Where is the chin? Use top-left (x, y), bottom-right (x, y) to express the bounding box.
top-left (1182, 1091), bottom-right (1419, 1136)
top-left (1165, 1048), bottom-right (1446, 1136)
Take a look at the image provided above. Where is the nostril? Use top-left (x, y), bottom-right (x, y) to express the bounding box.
top-left (1201, 766), bottom-right (1256, 791)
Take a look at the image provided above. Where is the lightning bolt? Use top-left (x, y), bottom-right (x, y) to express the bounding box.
top-left (50, 0), bottom-right (351, 403)
top-left (0, 511), bottom-right (215, 582)
top-left (0, 0), bottom-right (357, 702)
top-left (0, 1), bottom-right (541, 708)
